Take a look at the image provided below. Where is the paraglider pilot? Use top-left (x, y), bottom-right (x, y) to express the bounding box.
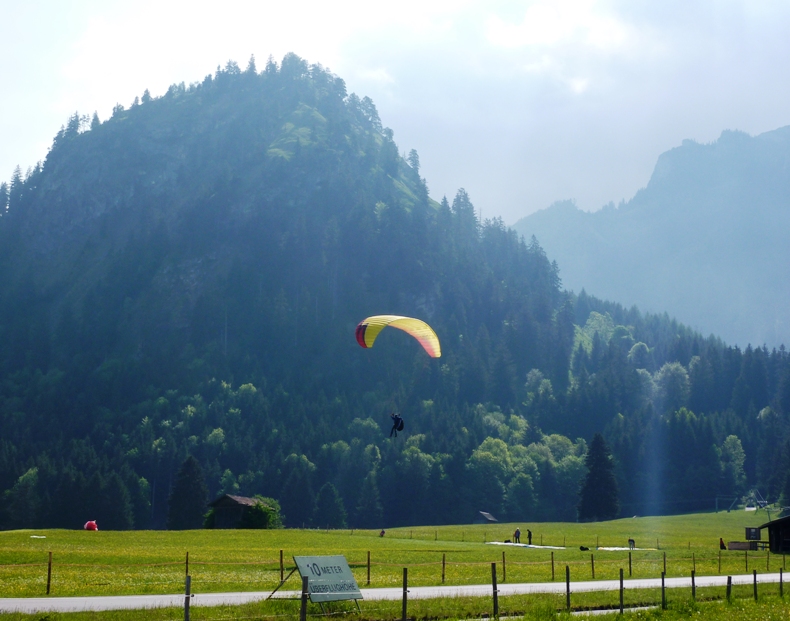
top-left (390, 412), bottom-right (404, 437)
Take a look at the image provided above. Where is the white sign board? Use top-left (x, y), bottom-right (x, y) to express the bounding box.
top-left (293, 555), bottom-right (363, 603)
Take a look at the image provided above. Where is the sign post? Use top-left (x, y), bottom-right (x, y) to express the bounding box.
top-left (293, 555), bottom-right (363, 607)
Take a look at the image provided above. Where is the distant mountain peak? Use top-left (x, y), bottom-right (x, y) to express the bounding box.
top-left (513, 124), bottom-right (790, 348)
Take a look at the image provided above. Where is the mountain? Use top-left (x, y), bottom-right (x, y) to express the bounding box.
top-left (512, 127), bottom-right (790, 348)
top-left (1, 56), bottom-right (789, 530)
top-left (0, 55), bottom-right (572, 528)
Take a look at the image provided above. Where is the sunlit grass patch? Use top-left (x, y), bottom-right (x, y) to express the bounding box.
top-left (0, 510), bottom-right (783, 598)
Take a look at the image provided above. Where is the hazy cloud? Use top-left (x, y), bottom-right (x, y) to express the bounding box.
top-left (2, 0), bottom-right (789, 223)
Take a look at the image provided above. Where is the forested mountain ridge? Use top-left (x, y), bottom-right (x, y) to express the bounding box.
top-left (512, 126), bottom-right (790, 349)
top-left (1, 56), bottom-right (789, 531)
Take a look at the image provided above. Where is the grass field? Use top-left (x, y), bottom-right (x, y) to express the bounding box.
top-left (0, 509), bottom-right (783, 600)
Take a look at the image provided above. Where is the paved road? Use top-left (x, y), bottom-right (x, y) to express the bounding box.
top-left (0, 573), bottom-right (782, 613)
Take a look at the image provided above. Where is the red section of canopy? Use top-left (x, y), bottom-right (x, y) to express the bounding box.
top-left (355, 323), bottom-right (368, 348)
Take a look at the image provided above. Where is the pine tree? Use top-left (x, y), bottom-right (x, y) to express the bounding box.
top-left (407, 149), bottom-right (420, 174)
top-left (278, 455), bottom-right (316, 528)
top-left (313, 482), bottom-right (347, 528)
top-left (100, 472), bottom-right (134, 530)
top-left (354, 471), bottom-right (383, 528)
top-left (8, 166), bottom-right (23, 211)
top-left (167, 456), bottom-right (208, 530)
top-left (2, 467), bottom-right (41, 529)
top-left (0, 182), bottom-right (8, 211)
top-left (577, 433), bottom-right (619, 521)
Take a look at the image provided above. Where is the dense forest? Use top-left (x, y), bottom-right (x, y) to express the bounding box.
top-left (1, 55), bottom-right (789, 530)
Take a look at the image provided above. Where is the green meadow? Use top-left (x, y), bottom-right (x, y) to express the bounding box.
top-left (0, 510), bottom-right (782, 600)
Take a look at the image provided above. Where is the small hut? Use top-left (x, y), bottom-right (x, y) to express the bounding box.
top-left (758, 515), bottom-right (790, 554)
top-left (208, 494), bottom-right (260, 529)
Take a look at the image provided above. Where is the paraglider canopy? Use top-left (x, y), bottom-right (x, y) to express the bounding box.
top-left (84, 520), bottom-right (98, 531)
top-left (355, 315), bottom-right (441, 358)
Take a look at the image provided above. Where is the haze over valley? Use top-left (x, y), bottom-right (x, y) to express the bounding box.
top-left (513, 126), bottom-right (790, 349)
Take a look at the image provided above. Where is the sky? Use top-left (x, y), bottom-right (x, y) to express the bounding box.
top-left (3, 0), bottom-right (790, 224)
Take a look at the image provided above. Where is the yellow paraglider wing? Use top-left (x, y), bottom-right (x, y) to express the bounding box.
top-left (355, 315), bottom-right (441, 358)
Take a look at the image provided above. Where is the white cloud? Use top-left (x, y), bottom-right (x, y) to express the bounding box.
top-left (2, 0), bottom-right (790, 224)
top-left (356, 68), bottom-right (397, 85)
top-left (485, 0), bottom-right (628, 50)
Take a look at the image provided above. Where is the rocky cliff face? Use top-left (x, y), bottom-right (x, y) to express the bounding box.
top-left (513, 126), bottom-right (790, 348)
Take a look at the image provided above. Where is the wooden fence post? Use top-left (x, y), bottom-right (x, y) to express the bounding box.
top-left (367, 551), bottom-right (371, 586)
top-left (502, 551), bottom-right (506, 583)
top-left (691, 570), bottom-right (696, 600)
top-left (591, 554), bottom-right (595, 579)
top-left (629, 551), bottom-right (632, 577)
top-left (726, 576), bottom-right (732, 603)
top-left (718, 549), bottom-right (721, 574)
top-left (565, 565), bottom-right (571, 611)
top-left (186, 551), bottom-right (189, 578)
top-left (442, 553), bottom-right (446, 584)
top-left (619, 568), bottom-right (624, 614)
top-left (280, 549), bottom-right (284, 582)
top-left (663, 552), bottom-right (666, 575)
top-left (780, 568), bottom-right (784, 597)
top-left (661, 572), bottom-right (666, 610)
top-left (401, 568), bottom-right (408, 621)
top-left (184, 575), bottom-right (192, 621)
top-left (745, 550), bottom-right (748, 572)
top-left (692, 552), bottom-right (695, 573)
top-left (491, 562), bottom-right (499, 618)
top-left (551, 551), bottom-right (555, 581)
top-left (753, 569), bottom-right (758, 601)
top-left (46, 552), bottom-right (52, 595)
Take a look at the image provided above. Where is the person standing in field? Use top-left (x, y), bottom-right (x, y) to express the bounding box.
top-left (514, 528), bottom-right (521, 543)
top-left (527, 529), bottom-right (532, 545)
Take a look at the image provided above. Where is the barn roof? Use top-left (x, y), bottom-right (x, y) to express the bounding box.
top-left (209, 494), bottom-right (260, 508)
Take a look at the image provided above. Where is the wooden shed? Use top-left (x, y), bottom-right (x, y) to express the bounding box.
top-left (209, 494), bottom-right (260, 529)
top-left (758, 515), bottom-right (790, 554)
